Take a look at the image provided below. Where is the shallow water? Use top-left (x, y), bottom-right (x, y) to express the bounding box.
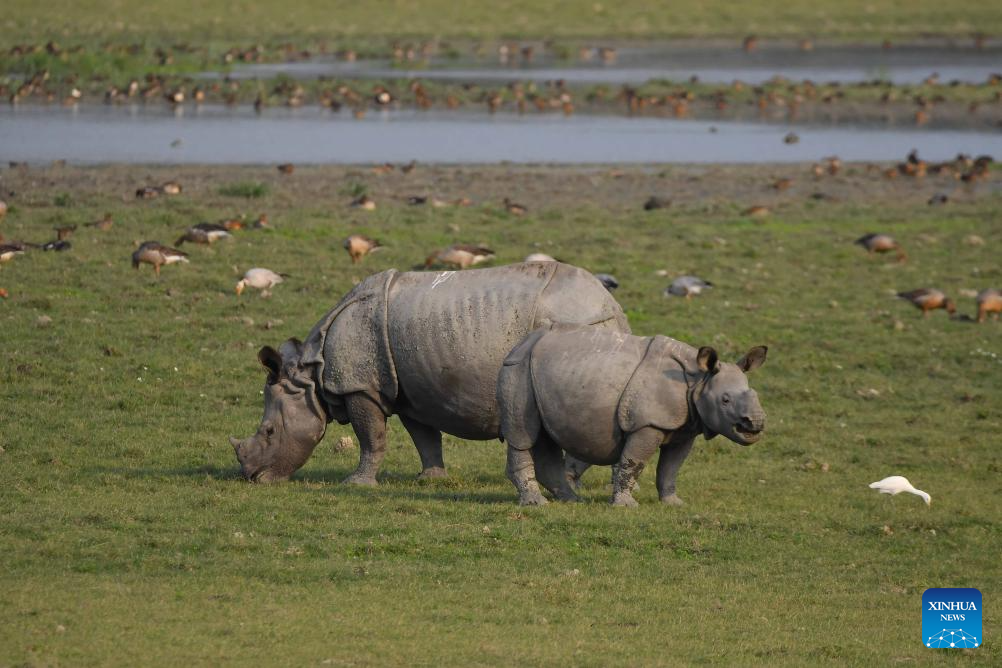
top-left (1, 105), bottom-right (999, 165)
top-left (218, 45), bottom-right (1002, 86)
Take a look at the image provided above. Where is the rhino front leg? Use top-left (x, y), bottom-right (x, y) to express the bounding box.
top-left (343, 393), bottom-right (387, 486)
top-left (399, 414), bottom-right (447, 479)
top-left (656, 434), bottom-right (695, 506)
top-left (611, 427), bottom-right (664, 507)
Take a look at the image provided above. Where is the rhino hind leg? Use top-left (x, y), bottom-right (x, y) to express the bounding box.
top-left (342, 393), bottom-right (388, 486)
top-left (563, 455), bottom-right (591, 491)
top-left (506, 446), bottom-right (547, 506)
top-left (399, 414), bottom-right (447, 479)
top-left (532, 434), bottom-right (579, 502)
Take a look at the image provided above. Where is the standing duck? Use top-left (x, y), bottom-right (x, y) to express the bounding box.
top-left (855, 233), bottom-right (906, 262)
top-left (976, 289), bottom-right (1001, 323)
top-left (343, 235), bottom-right (382, 264)
top-left (896, 289), bottom-right (955, 317)
top-left (175, 222), bottom-right (232, 246)
top-left (131, 241), bottom-right (189, 277)
top-left (665, 275), bottom-right (713, 299)
top-left (425, 244), bottom-right (495, 269)
top-left (236, 268), bottom-right (288, 297)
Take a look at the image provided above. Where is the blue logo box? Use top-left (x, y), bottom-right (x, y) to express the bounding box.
top-left (923, 588), bottom-right (982, 648)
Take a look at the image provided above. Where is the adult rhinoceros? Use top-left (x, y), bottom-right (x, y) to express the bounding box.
top-left (230, 262), bottom-right (630, 484)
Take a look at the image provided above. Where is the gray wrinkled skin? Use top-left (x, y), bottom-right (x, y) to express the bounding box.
top-left (231, 262), bottom-right (630, 483)
top-left (497, 326), bottom-right (767, 506)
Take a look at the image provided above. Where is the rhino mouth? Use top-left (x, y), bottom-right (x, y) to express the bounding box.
top-left (734, 424), bottom-right (763, 442)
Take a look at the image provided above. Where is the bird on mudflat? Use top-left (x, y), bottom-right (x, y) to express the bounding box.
top-left (643, 196), bottom-right (671, 211)
top-left (869, 476), bottom-right (930, 505)
top-left (132, 241), bottom-right (188, 277)
top-left (426, 244), bottom-right (495, 269)
top-left (896, 288), bottom-right (955, 317)
top-left (236, 268), bottom-right (288, 297)
top-left (175, 222), bottom-right (232, 246)
top-left (665, 276), bottom-right (713, 299)
top-left (856, 233), bottom-right (906, 262)
top-left (343, 235), bottom-right (382, 264)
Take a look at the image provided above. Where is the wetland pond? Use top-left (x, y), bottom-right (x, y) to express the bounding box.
top-left (1, 105), bottom-right (999, 165)
top-left (217, 44), bottom-right (1002, 86)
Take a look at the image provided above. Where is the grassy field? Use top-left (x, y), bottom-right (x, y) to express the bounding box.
top-left (5, 0), bottom-right (1002, 44)
top-left (1, 163), bottom-right (1000, 665)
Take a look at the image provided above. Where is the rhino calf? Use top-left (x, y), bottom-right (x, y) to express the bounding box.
top-left (497, 327), bottom-right (767, 506)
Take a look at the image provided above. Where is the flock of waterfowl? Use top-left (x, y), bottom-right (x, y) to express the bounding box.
top-left (5, 36), bottom-right (1000, 126)
top-left (1, 148), bottom-right (998, 321)
top-left (853, 228), bottom-right (999, 322)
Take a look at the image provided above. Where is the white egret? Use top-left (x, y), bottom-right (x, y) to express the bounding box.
top-left (869, 476), bottom-right (931, 505)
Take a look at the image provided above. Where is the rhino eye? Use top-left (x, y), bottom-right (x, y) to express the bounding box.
top-left (722, 393), bottom-right (731, 404)
top-left (266, 426), bottom-right (276, 437)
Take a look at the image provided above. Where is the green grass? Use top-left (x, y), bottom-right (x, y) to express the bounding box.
top-left (0, 164), bottom-right (1000, 665)
top-left (218, 181), bottom-right (270, 198)
top-left (4, 0), bottom-right (1002, 44)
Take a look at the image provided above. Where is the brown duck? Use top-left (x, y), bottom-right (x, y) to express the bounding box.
top-left (896, 289), bottom-right (955, 317)
top-left (85, 213), bottom-right (114, 231)
top-left (503, 198), bottom-right (527, 216)
top-left (425, 244), bottom-right (495, 269)
top-left (855, 233), bottom-right (906, 262)
top-left (131, 241), bottom-right (189, 277)
top-left (343, 235), bottom-right (383, 264)
top-left (976, 289), bottom-right (1001, 323)
top-left (54, 224), bottom-right (77, 240)
top-left (0, 242), bottom-right (26, 263)
top-left (175, 222), bottom-right (232, 246)
top-left (350, 195), bottom-right (376, 210)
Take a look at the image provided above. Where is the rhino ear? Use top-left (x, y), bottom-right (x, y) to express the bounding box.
top-left (737, 346), bottom-right (768, 373)
top-left (696, 346), bottom-right (719, 374)
top-left (258, 346), bottom-right (283, 383)
top-left (278, 337), bottom-right (304, 361)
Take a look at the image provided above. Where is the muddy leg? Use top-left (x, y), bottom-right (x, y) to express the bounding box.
top-left (342, 393), bottom-right (387, 486)
top-left (564, 454), bottom-right (591, 491)
top-left (507, 446), bottom-right (547, 506)
top-left (399, 413), bottom-right (447, 479)
top-left (656, 434), bottom-right (695, 506)
top-left (532, 434), bottom-right (578, 502)
top-left (612, 427), bottom-right (664, 507)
